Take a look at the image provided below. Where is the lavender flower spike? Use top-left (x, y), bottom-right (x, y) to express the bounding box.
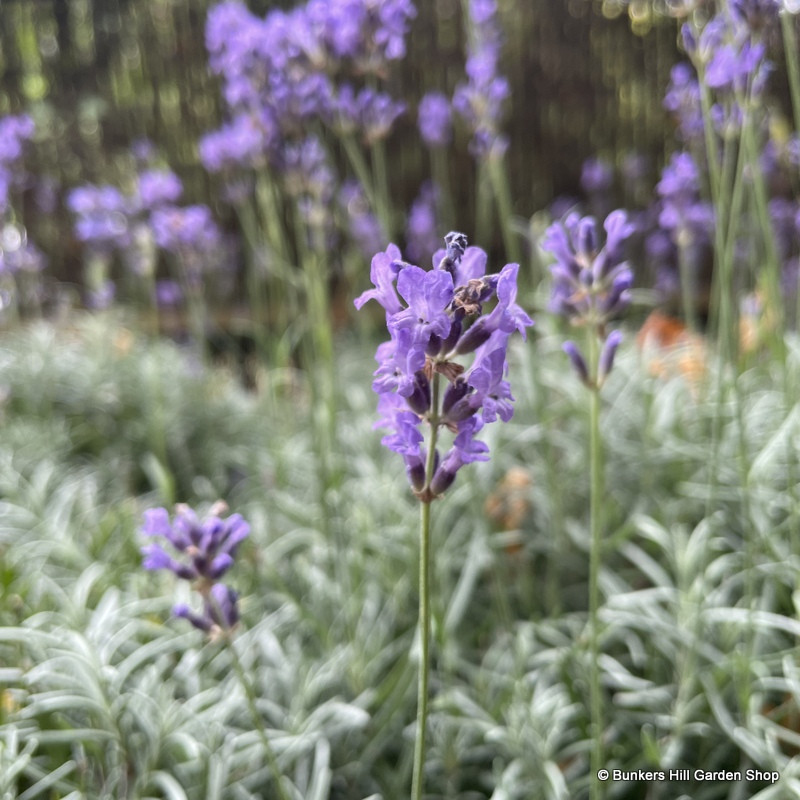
top-left (141, 502), bottom-right (250, 585)
top-left (356, 231), bottom-right (533, 498)
top-left (142, 502), bottom-right (249, 635)
top-left (544, 209), bottom-right (634, 385)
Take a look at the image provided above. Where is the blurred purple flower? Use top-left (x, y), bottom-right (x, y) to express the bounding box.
top-left (453, 0), bottom-right (509, 159)
top-left (0, 115), bottom-right (35, 165)
top-left (142, 503), bottom-right (249, 635)
top-left (151, 205), bottom-right (221, 253)
top-left (656, 152), bottom-right (714, 246)
top-left (136, 169), bottom-right (183, 210)
top-left (141, 504), bottom-right (250, 584)
top-left (418, 92), bottom-right (452, 148)
top-left (705, 39), bottom-right (769, 95)
top-left (340, 180), bottom-right (386, 257)
top-left (543, 210), bottom-right (634, 385)
top-left (406, 182), bottom-right (440, 264)
top-left (200, 112), bottom-right (275, 172)
top-left (581, 158), bottom-right (614, 196)
top-left (174, 583), bottom-right (240, 633)
top-left (663, 63), bottom-right (704, 143)
top-left (67, 184), bottom-right (131, 250)
top-left (156, 278), bottom-right (183, 307)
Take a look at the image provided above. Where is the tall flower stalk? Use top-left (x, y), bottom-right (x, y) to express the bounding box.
top-left (543, 210), bottom-right (634, 800)
top-left (140, 503), bottom-right (291, 800)
top-left (454, 0), bottom-right (520, 263)
top-left (355, 232), bottom-right (532, 799)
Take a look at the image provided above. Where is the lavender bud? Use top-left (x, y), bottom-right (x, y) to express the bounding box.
top-left (208, 583), bottom-right (240, 630)
top-left (429, 464), bottom-right (456, 497)
top-left (441, 316), bottom-right (463, 353)
top-left (407, 370), bottom-right (432, 415)
top-left (681, 23), bottom-right (697, 56)
top-left (426, 334), bottom-right (443, 356)
top-left (598, 330), bottom-right (623, 384)
top-left (445, 231), bottom-right (468, 262)
top-left (563, 341), bottom-right (591, 386)
top-left (455, 319), bottom-right (492, 354)
top-left (577, 217), bottom-right (598, 260)
top-left (600, 269), bottom-right (634, 316)
top-left (407, 460), bottom-right (426, 491)
top-left (442, 377), bottom-right (471, 416)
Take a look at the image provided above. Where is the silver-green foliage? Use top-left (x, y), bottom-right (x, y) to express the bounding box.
top-left (3, 314), bottom-right (800, 797)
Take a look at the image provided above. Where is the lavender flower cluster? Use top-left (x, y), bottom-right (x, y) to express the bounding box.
top-left (200, 0), bottom-right (415, 173)
top-left (0, 114), bottom-right (46, 282)
top-left (355, 232), bottom-right (532, 498)
top-left (67, 150), bottom-right (223, 308)
top-left (199, 0), bottom-right (415, 254)
top-left (0, 114), bottom-right (35, 216)
top-left (650, 0), bottom-right (800, 306)
top-left (141, 503), bottom-right (249, 634)
top-left (452, 0), bottom-right (510, 159)
top-left (544, 211), bottom-right (635, 388)
top-left (566, 0), bottom-right (800, 315)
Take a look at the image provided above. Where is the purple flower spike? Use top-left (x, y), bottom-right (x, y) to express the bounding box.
top-left (356, 231), bottom-right (532, 498)
top-left (418, 92), bottom-right (453, 148)
top-left (406, 183), bottom-right (441, 265)
top-left (143, 504), bottom-right (248, 636)
top-left (140, 503), bottom-right (250, 584)
top-left (545, 209), bottom-right (633, 388)
top-left (453, 0), bottom-right (510, 159)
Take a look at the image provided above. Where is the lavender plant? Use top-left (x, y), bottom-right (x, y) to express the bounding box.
top-left (67, 162), bottom-right (224, 349)
top-left (543, 209), bottom-right (634, 800)
top-left (0, 114), bottom-right (46, 321)
top-left (141, 501), bottom-right (292, 800)
top-left (141, 502), bottom-right (248, 635)
top-left (355, 230), bottom-right (532, 799)
top-left (453, 0), bottom-right (519, 262)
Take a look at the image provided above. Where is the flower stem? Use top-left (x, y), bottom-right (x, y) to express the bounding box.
top-left (227, 639), bottom-right (292, 800)
top-left (587, 331), bottom-right (604, 800)
top-left (781, 11), bottom-right (800, 142)
top-left (411, 372), bottom-right (441, 800)
top-left (488, 154), bottom-right (521, 265)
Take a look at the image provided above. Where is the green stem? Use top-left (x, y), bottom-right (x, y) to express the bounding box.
top-left (781, 12), bottom-right (800, 142)
top-left (227, 640), bottom-right (292, 800)
top-left (340, 132), bottom-right (392, 237)
top-left (411, 372), bottom-right (441, 800)
top-left (474, 160), bottom-right (492, 249)
top-left (236, 199), bottom-right (273, 365)
top-left (487, 154), bottom-right (521, 264)
top-left (676, 238), bottom-right (698, 335)
top-left (588, 331), bottom-right (603, 800)
top-left (741, 112), bottom-right (786, 363)
top-left (431, 148), bottom-right (455, 230)
top-left (712, 127), bottom-right (745, 368)
top-left (177, 254), bottom-right (208, 365)
top-left (371, 137), bottom-right (394, 238)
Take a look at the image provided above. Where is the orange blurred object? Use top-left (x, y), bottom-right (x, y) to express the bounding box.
top-left (484, 466), bottom-right (533, 555)
top-left (636, 310), bottom-right (706, 390)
